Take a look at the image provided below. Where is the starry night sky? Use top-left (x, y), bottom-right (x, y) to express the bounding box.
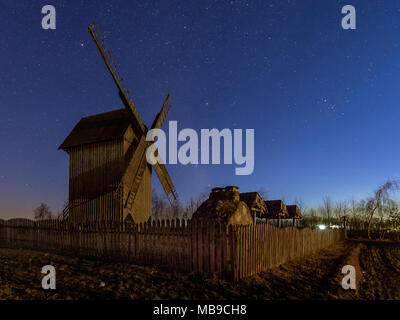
top-left (1, 0), bottom-right (400, 218)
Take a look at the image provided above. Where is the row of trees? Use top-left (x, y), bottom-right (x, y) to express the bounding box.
top-left (151, 189), bottom-right (208, 221)
top-left (297, 180), bottom-right (400, 239)
top-left (298, 197), bottom-right (400, 232)
top-left (33, 201), bottom-right (68, 221)
top-left (33, 180), bottom-right (400, 239)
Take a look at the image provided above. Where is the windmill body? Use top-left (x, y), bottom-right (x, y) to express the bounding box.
top-left (59, 109), bottom-right (152, 223)
top-left (58, 23), bottom-right (177, 223)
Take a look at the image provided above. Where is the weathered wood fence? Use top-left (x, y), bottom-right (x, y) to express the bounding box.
top-left (0, 219), bottom-right (344, 280)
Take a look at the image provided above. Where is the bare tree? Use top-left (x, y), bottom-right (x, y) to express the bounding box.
top-left (186, 191), bottom-right (208, 218)
top-left (366, 180), bottom-right (399, 239)
top-left (349, 197), bottom-right (358, 230)
top-left (302, 208), bottom-right (318, 228)
top-left (152, 189), bottom-right (167, 220)
top-left (168, 199), bottom-right (184, 220)
top-left (152, 188), bottom-right (210, 221)
top-left (334, 201), bottom-right (342, 220)
top-left (342, 200), bottom-right (349, 228)
top-left (186, 197), bottom-right (197, 217)
top-left (34, 203), bottom-right (53, 220)
top-left (323, 196), bottom-right (332, 227)
top-left (257, 187), bottom-right (269, 200)
top-left (334, 200), bottom-right (349, 228)
top-left (294, 197), bottom-right (306, 214)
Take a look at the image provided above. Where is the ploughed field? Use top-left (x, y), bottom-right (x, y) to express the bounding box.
top-left (0, 240), bottom-right (399, 300)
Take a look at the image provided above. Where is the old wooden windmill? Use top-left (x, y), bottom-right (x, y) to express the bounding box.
top-left (58, 23), bottom-right (178, 224)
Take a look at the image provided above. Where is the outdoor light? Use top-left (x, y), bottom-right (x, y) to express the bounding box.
top-left (318, 225), bottom-right (326, 230)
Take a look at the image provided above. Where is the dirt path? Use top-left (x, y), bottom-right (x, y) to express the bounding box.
top-left (250, 241), bottom-right (359, 299)
top-left (0, 240), bottom-right (398, 300)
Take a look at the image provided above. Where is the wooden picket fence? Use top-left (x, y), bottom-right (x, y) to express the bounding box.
top-left (0, 218), bottom-right (344, 280)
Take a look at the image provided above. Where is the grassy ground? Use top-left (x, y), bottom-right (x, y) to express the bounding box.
top-left (0, 240), bottom-right (399, 300)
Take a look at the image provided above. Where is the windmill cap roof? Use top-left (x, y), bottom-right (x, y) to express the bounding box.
top-left (58, 108), bottom-right (135, 150)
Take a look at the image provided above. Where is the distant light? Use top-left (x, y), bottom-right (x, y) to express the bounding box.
top-left (318, 224), bottom-right (326, 230)
top-left (331, 225), bottom-right (340, 229)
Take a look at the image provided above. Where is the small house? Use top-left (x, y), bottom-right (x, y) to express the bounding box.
top-left (192, 186), bottom-right (255, 225)
top-left (264, 200), bottom-right (288, 227)
top-left (286, 205), bottom-right (302, 226)
top-left (239, 192), bottom-right (268, 218)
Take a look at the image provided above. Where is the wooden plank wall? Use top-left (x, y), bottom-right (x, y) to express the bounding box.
top-left (0, 219), bottom-right (344, 281)
top-left (68, 141), bottom-right (123, 223)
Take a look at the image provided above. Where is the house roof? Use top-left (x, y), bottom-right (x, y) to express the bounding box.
top-left (264, 200), bottom-right (288, 218)
top-left (286, 205), bottom-right (302, 218)
top-left (192, 186), bottom-right (253, 224)
top-left (193, 199), bottom-right (241, 222)
top-left (58, 109), bottom-right (134, 150)
top-left (239, 192), bottom-right (260, 204)
top-left (240, 192), bottom-right (268, 215)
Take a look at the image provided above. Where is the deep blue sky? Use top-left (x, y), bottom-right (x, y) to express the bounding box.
top-left (1, 0), bottom-right (400, 218)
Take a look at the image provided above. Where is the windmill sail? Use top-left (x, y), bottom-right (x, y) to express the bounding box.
top-left (150, 94), bottom-right (178, 203)
top-left (151, 93), bottom-right (171, 130)
top-left (153, 162), bottom-right (178, 203)
top-left (88, 23), bottom-right (178, 211)
top-left (122, 135), bottom-right (149, 210)
top-left (88, 23), bottom-right (146, 134)
top-left (122, 94), bottom-right (176, 208)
